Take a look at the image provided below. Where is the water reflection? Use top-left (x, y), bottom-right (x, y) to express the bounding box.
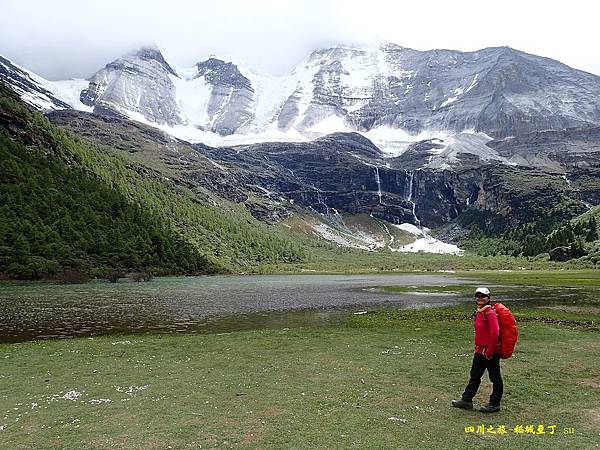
top-left (0, 274), bottom-right (592, 343)
top-left (0, 274), bottom-right (467, 342)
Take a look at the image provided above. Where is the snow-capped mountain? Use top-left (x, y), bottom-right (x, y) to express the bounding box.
top-left (3, 42), bottom-right (600, 162)
top-left (187, 58), bottom-right (255, 135)
top-left (79, 45), bottom-right (182, 125)
top-left (0, 55), bottom-right (89, 111)
top-left (253, 43), bottom-right (600, 138)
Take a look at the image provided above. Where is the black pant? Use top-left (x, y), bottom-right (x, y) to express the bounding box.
top-left (461, 353), bottom-right (503, 406)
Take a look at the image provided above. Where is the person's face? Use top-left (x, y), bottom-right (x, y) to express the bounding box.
top-left (475, 293), bottom-right (490, 306)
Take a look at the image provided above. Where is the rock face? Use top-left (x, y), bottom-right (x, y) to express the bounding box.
top-left (0, 55), bottom-right (71, 110)
top-left (256, 43), bottom-right (600, 138)
top-left (49, 108), bottom-right (595, 233)
top-left (79, 45), bottom-right (182, 125)
top-left (487, 126), bottom-right (600, 206)
top-left (169, 129), bottom-right (588, 230)
top-left (193, 58), bottom-right (255, 135)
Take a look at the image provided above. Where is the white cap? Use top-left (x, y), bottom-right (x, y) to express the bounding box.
top-left (475, 287), bottom-right (490, 296)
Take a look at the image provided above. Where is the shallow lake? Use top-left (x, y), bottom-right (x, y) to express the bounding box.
top-left (0, 274), bottom-right (473, 342)
top-left (0, 273), bottom-right (585, 342)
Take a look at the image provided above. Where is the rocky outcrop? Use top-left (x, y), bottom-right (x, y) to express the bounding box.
top-left (549, 246), bottom-right (574, 262)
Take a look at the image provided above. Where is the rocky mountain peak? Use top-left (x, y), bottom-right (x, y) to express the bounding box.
top-left (79, 44), bottom-right (182, 125)
top-left (195, 58), bottom-right (252, 91)
top-left (308, 45), bottom-right (368, 60)
top-left (4, 42), bottom-right (600, 145)
top-left (102, 44), bottom-right (178, 77)
top-left (125, 44), bottom-right (178, 77)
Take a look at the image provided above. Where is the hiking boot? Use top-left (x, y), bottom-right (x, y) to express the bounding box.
top-left (451, 399), bottom-right (473, 410)
top-left (479, 403), bottom-right (501, 413)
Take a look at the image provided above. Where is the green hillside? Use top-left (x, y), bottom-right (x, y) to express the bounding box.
top-left (460, 203), bottom-right (600, 264)
top-left (0, 84), bottom-right (305, 279)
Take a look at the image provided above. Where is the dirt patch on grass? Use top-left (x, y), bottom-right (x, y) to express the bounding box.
top-left (242, 428), bottom-right (265, 445)
top-left (566, 360), bottom-right (586, 371)
top-left (259, 406), bottom-right (285, 418)
top-left (538, 305), bottom-right (600, 314)
top-left (579, 379), bottom-right (600, 389)
top-left (220, 417), bottom-right (242, 426)
top-left (575, 341), bottom-right (600, 354)
top-left (584, 407), bottom-right (600, 428)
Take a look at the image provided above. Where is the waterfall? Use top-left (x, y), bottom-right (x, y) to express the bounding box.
top-left (316, 187), bottom-right (329, 215)
top-left (382, 222), bottom-right (395, 246)
top-left (374, 167), bottom-right (383, 205)
top-left (314, 186), bottom-right (351, 232)
top-left (406, 170), bottom-right (413, 202)
top-left (405, 170), bottom-right (421, 227)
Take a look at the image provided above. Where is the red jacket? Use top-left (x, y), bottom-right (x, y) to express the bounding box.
top-left (474, 305), bottom-right (500, 358)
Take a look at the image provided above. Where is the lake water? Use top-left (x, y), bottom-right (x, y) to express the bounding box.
top-left (0, 274), bottom-right (474, 342)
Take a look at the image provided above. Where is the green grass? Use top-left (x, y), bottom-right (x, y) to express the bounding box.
top-left (1, 307), bottom-right (599, 449)
top-left (459, 269), bottom-right (600, 287)
top-left (250, 247), bottom-right (592, 275)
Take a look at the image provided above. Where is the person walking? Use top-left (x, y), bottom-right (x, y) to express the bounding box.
top-left (452, 287), bottom-right (503, 413)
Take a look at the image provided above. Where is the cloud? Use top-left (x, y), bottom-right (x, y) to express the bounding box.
top-left (0, 0), bottom-right (598, 80)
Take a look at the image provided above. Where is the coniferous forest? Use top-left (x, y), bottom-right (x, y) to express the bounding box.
top-left (0, 84), bottom-right (305, 279)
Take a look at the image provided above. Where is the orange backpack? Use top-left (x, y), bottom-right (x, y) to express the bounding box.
top-left (492, 303), bottom-right (518, 359)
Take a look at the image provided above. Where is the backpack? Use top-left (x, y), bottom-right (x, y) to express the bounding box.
top-left (492, 303), bottom-right (518, 359)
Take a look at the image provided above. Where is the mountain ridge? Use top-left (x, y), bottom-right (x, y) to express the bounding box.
top-left (3, 41), bottom-right (600, 149)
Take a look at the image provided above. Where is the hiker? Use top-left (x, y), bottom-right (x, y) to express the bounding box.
top-left (452, 287), bottom-right (503, 413)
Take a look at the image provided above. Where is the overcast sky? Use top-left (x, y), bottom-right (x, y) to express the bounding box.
top-left (1, 0), bottom-right (599, 80)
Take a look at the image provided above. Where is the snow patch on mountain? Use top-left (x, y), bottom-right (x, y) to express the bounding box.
top-left (161, 122), bottom-right (307, 147)
top-left (393, 236), bottom-right (463, 255)
top-left (393, 223), bottom-right (422, 235)
top-left (49, 79), bottom-right (93, 111)
top-left (308, 115), bottom-right (350, 134)
top-left (424, 132), bottom-right (512, 170)
top-left (170, 74), bottom-right (212, 125)
top-left (0, 56), bottom-right (76, 111)
top-left (364, 126), bottom-right (454, 157)
top-left (391, 223), bottom-right (463, 255)
top-left (310, 218), bottom-right (462, 254)
top-left (311, 222), bottom-right (385, 251)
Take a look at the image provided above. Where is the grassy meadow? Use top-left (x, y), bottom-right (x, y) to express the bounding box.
top-left (0, 312), bottom-right (598, 448)
top-left (1, 271), bottom-right (599, 448)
